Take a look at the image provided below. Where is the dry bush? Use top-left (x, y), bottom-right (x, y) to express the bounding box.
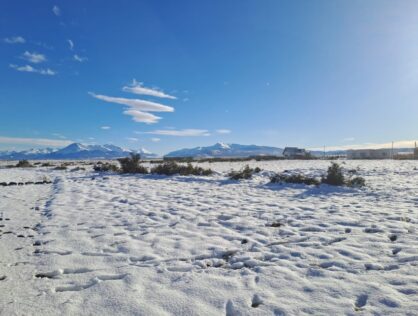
top-left (151, 161), bottom-right (213, 176)
top-left (228, 165), bottom-right (261, 180)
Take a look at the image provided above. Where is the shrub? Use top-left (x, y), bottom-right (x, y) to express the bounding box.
top-left (54, 164), bottom-right (67, 170)
top-left (321, 162), bottom-right (345, 186)
top-left (270, 173), bottom-right (319, 185)
top-left (346, 176), bottom-right (366, 187)
top-left (118, 154), bottom-right (148, 174)
top-left (41, 162), bottom-right (53, 167)
top-left (321, 163), bottom-right (366, 187)
top-left (228, 165), bottom-right (261, 180)
top-left (15, 160), bottom-right (32, 168)
top-left (71, 167), bottom-right (86, 172)
top-left (151, 161), bottom-right (213, 176)
top-left (93, 163), bottom-right (119, 172)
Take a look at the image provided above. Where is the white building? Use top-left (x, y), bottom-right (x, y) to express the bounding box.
top-left (283, 147), bottom-right (308, 158)
top-left (347, 148), bottom-right (392, 159)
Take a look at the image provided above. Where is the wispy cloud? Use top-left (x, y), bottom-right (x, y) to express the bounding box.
top-left (126, 137), bottom-right (139, 142)
top-left (52, 5), bottom-right (61, 16)
top-left (89, 92), bottom-right (174, 112)
top-left (21, 51), bottom-right (46, 64)
top-left (67, 39), bottom-right (74, 50)
top-left (145, 129), bottom-right (210, 137)
top-left (122, 79), bottom-right (176, 99)
top-left (216, 129), bottom-right (231, 134)
top-left (100, 126), bottom-right (111, 130)
top-left (10, 64), bottom-right (56, 76)
top-left (342, 137), bottom-right (355, 142)
top-left (4, 36), bottom-right (25, 44)
top-left (52, 133), bottom-right (67, 139)
top-left (123, 109), bottom-right (161, 124)
top-left (73, 54), bottom-right (88, 62)
top-left (150, 137), bottom-right (160, 142)
top-left (0, 136), bottom-right (72, 147)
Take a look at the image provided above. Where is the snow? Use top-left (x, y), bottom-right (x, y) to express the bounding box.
top-left (0, 160), bottom-right (417, 315)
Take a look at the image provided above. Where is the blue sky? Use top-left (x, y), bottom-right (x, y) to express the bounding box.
top-left (1, 0), bottom-right (418, 154)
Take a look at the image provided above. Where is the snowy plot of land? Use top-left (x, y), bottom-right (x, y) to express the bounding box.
top-left (0, 160), bottom-right (417, 315)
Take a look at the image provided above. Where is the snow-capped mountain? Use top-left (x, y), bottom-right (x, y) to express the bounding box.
top-left (0, 143), bottom-right (157, 160)
top-left (165, 143), bottom-right (283, 158)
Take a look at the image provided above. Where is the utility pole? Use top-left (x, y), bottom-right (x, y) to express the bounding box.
top-left (391, 141), bottom-right (394, 159)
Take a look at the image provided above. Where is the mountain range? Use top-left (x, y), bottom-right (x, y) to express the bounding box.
top-left (0, 143), bottom-right (157, 160)
top-left (165, 143), bottom-right (284, 158)
top-left (2, 142), bottom-right (413, 160)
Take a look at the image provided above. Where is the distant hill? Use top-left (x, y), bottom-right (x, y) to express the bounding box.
top-left (0, 143), bottom-right (157, 160)
top-left (165, 143), bottom-right (283, 158)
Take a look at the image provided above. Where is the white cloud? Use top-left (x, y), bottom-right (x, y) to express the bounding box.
top-left (216, 129), bottom-right (231, 134)
top-left (342, 137), bottom-right (355, 142)
top-left (126, 137), bottom-right (139, 142)
top-left (150, 137), bottom-right (160, 142)
top-left (73, 54), bottom-right (88, 62)
top-left (4, 36), bottom-right (25, 44)
top-left (67, 39), bottom-right (74, 50)
top-left (101, 126), bottom-right (111, 130)
top-left (52, 5), bottom-right (61, 16)
top-left (0, 136), bottom-right (72, 147)
top-left (52, 133), bottom-right (66, 139)
top-left (10, 64), bottom-right (56, 76)
top-left (21, 51), bottom-right (46, 64)
top-left (145, 129), bottom-right (210, 137)
top-left (123, 109), bottom-right (161, 124)
top-left (122, 79), bottom-right (176, 99)
top-left (89, 92), bottom-right (174, 112)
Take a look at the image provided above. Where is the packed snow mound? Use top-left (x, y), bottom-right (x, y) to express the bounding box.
top-left (165, 143), bottom-right (283, 158)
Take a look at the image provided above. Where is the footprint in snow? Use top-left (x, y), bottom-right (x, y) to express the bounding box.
top-left (251, 294), bottom-right (263, 308)
top-left (354, 294), bottom-right (368, 311)
top-left (225, 300), bottom-right (241, 316)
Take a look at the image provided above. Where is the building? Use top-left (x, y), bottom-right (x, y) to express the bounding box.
top-left (347, 148), bottom-right (392, 159)
top-left (283, 147), bottom-right (309, 158)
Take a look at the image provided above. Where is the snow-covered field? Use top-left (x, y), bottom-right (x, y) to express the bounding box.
top-left (0, 160), bottom-right (417, 315)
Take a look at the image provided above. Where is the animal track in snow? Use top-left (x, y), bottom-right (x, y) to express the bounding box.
top-left (34, 249), bottom-right (72, 256)
top-left (54, 273), bottom-right (127, 292)
top-left (35, 268), bottom-right (94, 279)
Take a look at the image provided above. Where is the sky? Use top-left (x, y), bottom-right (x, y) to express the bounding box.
top-left (1, 0), bottom-right (418, 155)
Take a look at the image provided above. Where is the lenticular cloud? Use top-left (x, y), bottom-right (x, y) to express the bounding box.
top-left (89, 91), bottom-right (174, 124)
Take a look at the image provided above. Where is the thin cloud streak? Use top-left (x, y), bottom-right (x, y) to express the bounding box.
top-left (0, 136), bottom-right (72, 147)
top-left (74, 54), bottom-right (87, 62)
top-left (10, 64), bottom-right (56, 76)
top-left (67, 39), bottom-right (74, 50)
top-left (4, 36), bottom-right (25, 44)
top-left (123, 79), bottom-right (176, 99)
top-left (216, 129), bottom-right (231, 134)
top-left (145, 129), bottom-right (210, 137)
top-left (126, 137), bottom-right (139, 142)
